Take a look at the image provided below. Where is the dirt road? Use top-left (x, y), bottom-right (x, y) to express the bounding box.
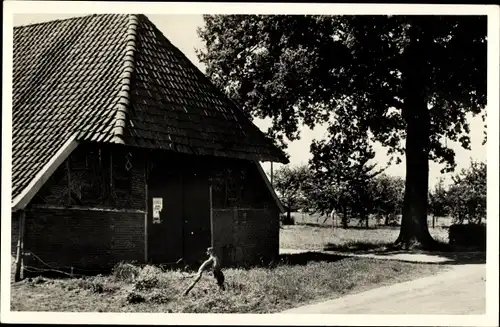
top-left (282, 264), bottom-right (486, 314)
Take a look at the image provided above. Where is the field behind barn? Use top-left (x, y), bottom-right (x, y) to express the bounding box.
top-left (280, 212), bottom-right (451, 251)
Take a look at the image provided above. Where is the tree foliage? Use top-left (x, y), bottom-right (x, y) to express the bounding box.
top-left (197, 15), bottom-right (486, 165)
top-left (197, 15), bottom-right (487, 247)
top-left (273, 164), bottom-right (312, 223)
top-left (370, 174), bottom-right (405, 225)
top-left (428, 178), bottom-right (449, 218)
top-left (308, 120), bottom-right (385, 227)
top-left (446, 160), bottom-right (487, 224)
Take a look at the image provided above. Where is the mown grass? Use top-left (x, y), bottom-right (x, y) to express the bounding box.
top-left (11, 257), bottom-right (447, 313)
top-left (280, 224), bottom-right (449, 251)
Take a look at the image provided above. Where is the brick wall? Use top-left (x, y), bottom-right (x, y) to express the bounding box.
top-left (210, 161), bottom-right (280, 266)
top-left (212, 207), bottom-right (279, 266)
top-left (22, 208), bottom-right (145, 271)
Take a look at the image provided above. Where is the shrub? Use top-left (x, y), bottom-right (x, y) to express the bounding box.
top-left (78, 278), bottom-right (104, 293)
top-left (448, 223), bottom-right (486, 250)
top-left (133, 265), bottom-right (163, 290)
top-left (112, 262), bottom-right (140, 282)
top-left (74, 275), bottom-right (118, 294)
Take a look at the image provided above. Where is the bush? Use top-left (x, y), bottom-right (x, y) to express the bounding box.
top-left (77, 276), bottom-right (118, 294)
top-left (112, 262), bottom-right (140, 282)
top-left (448, 223), bottom-right (486, 250)
top-left (133, 265), bottom-right (163, 290)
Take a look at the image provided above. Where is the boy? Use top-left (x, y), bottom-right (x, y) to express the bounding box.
top-left (183, 247), bottom-right (225, 295)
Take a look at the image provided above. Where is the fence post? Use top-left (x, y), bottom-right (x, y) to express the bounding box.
top-left (14, 210), bottom-right (26, 282)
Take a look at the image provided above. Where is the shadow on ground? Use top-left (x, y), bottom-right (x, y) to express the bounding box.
top-left (295, 222), bottom-right (398, 230)
top-left (323, 241), bottom-right (486, 265)
top-left (278, 251), bottom-right (347, 266)
top-left (323, 241), bottom-right (389, 253)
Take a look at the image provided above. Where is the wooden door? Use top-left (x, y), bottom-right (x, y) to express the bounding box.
top-left (147, 170), bottom-right (183, 264)
top-left (182, 172), bottom-right (211, 265)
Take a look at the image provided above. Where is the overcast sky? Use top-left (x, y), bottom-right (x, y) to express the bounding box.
top-left (12, 13), bottom-right (487, 187)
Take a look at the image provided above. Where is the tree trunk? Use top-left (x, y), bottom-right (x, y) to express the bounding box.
top-left (342, 206), bottom-right (348, 228)
top-left (284, 208), bottom-right (292, 225)
top-left (395, 22), bottom-right (436, 249)
top-left (395, 112), bottom-right (435, 248)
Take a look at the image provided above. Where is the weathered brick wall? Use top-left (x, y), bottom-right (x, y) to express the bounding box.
top-left (212, 209), bottom-right (234, 265)
top-left (212, 207), bottom-right (279, 266)
top-left (211, 160), bottom-right (280, 266)
top-left (233, 208), bottom-right (279, 265)
top-left (22, 208), bottom-right (145, 271)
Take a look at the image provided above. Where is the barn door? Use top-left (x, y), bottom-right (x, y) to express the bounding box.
top-left (147, 171), bottom-right (183, 264)
top-left (182, 172), bottom-right (211, 265)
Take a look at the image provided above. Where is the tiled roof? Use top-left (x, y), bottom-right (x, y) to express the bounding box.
top-left (12, 14), bottom-right (288, 202)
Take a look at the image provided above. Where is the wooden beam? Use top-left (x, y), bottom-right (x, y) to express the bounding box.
top-left (254, 161), bottom-right (285, 214)
top-left (12, 134), bottom-right (78, 211)
top-left (29, 204), bottom-right (145, 214)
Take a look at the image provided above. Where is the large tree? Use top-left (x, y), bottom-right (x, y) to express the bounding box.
top-left (197, 15), bottom-right (487, 248)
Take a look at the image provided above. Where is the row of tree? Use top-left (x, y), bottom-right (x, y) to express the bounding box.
top-left (274, 159), bottom-right (486, 228)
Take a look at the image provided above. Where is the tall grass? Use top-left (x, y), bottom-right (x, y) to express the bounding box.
top-left (11, 258), bottom-right (446, 313)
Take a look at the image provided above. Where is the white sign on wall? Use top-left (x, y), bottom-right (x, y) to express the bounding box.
top-left (152, 197), bottom-right (163, 224)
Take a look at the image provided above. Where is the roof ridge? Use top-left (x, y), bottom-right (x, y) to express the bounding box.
top-left (111, 14), bottom-right (139, 144)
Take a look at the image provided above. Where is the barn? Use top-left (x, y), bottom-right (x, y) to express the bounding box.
top-left (11, 14), bottom-right (288, 280)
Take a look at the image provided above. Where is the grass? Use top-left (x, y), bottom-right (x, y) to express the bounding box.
top-left (11, 257), bottom-right (448, 313)
top-left (280, 224), bottom-right (450, 252)
top-left (289, 211), bottom-right (454, 229)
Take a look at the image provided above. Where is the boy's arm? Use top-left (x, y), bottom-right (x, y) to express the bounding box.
top-left (198, 257), bottom-right (214, 273)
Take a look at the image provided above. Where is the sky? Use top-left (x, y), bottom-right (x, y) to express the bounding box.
top-left (12, 13), bottom-right (487, 188)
